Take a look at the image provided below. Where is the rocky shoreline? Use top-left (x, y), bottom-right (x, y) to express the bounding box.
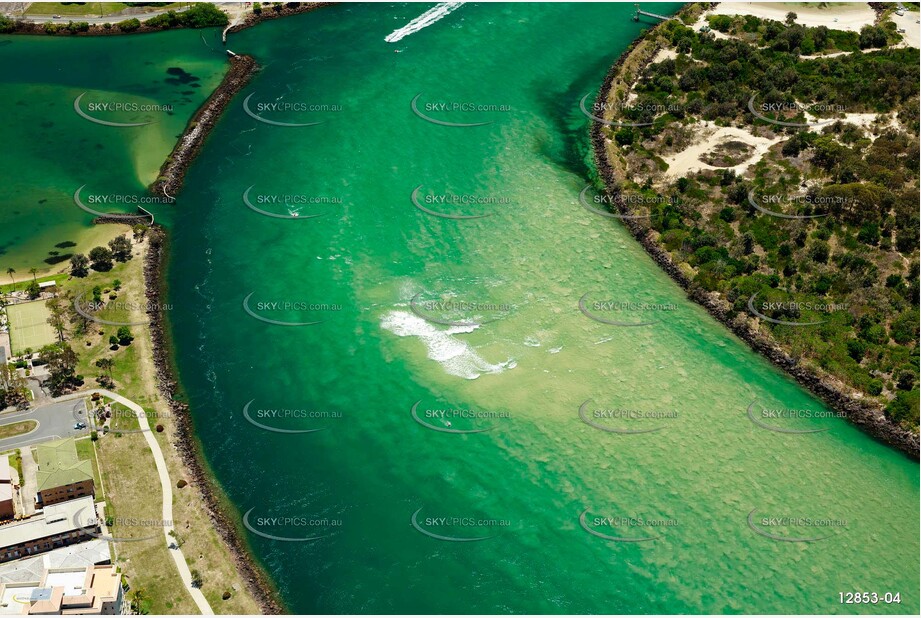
top-left (150, 53), bottom-right (258, 199)
top-left (142, 226), bottom-right (286, 614)
top-left (589, 12), bottom-right (919, 460)
top-left (137, 7), bottom-right (331, 611)
top-left (14, 5), bottom-right (334, 613)
top-left (225, 2), bottom-right (332, 36)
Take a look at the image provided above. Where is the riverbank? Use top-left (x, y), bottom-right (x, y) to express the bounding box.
top-left (113, 7), bottom-right (333, 610)
top-left (225, 2), bottom-right (331, 37)
top-left (0, 223), bottom-right (126, 284)
top-left (1, 1), bottom-right (330, 38)
top-left (590, 6), bottom-right (919, 459)
top-left (143, 226), bottom-right (286, 613)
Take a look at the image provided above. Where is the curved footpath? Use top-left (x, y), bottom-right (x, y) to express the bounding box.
top-left (589, 9), bottom-right (919, 459)
top-left (55, 389), bottom-right (214, 615)
top-left (143, 229), bottom-right (284, 613)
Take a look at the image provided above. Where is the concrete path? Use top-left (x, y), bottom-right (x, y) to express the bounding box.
top-left (56, 389), bottom-right (214, 615)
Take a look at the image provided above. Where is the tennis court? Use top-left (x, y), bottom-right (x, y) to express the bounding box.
top-left (5, 300), bottom-right (57, 355)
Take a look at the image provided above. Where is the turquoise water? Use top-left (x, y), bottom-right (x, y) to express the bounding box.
top-left (0, 29), bottom-right (226, 273)
top-left (4, 2), bottom-right (915, 614)
top-left (164, 3), bottom-right (918, 613)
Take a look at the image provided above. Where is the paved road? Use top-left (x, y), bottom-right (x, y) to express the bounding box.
top-left (891, 7), bottom-right (920, 49)
top-left (12, 5), bottom-right (190, 25)
top-left (56, 389), bottom-right (214, 615)
top-left (0, 399), bottom-right (89, 452)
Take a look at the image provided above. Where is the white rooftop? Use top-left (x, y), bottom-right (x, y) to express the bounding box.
top-left (42, 571), bottom-right (84, 597)
top-left (0, 496), bottom-right (96, 549)
top-left (0, 540), bottom-right (110, 585)
top-left (0, 582), bottom-right (39, 615)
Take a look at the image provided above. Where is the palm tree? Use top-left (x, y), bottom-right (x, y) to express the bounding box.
top-left (6, 267), bottom-right (14, 285)
top-left (29, 268), bottom-right (38, 282)
top-left (96, 357), bottom-right (115, 378)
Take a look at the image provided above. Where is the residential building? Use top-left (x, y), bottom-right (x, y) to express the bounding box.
top-left (0, 564), bottom-right (124, 615)
top-left (0, 497), bottom-right (98, 564)
top-left (0, 457), bottom-right (12, 521)
top-left (33, 441), bottom-right (93, 508)
top-left (0, 540), bottom-right (110, 585)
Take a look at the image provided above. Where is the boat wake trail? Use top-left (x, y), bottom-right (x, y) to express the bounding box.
top-left (384, 2), bottom-right (465, 43)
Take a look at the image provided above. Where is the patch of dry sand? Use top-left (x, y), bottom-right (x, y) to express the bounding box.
top-left (709, 2), bottom-right (877, 32)
top-left (662, 121), bottom-right (781, 178)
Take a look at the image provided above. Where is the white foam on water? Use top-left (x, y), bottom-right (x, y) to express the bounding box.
top-left (523, 336), bottom-right (541, 347)
top-left (381, 310), bottom-right (514, 379)
top-left (548, 346), bottom-right (563, 354)
top-left (384, 2), bottom-right (465, 43)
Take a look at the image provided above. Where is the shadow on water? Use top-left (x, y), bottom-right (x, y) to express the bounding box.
top-left (529, 53), bottom-right (615, 181)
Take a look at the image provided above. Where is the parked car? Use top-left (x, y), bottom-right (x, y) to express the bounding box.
top-left (73, 422), bottom-right (86, 430)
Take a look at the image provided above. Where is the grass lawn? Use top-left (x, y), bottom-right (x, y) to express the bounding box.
top-left (108, 401), bottom-right (142, 434)
top-left (0, 274), bottom-right (64, 295)
top-left (25, 3), bottom-right (130, 17)
top-left (5, 300), bottom-right (56, 355)
top-left (0, 420), bottom-right (37, 440)
top-left (24, 2), bottom-right (185, 17)
top-left (59, 230), bottom-right (262, 614)
top-left (94, 424), bottom-right (195, 614)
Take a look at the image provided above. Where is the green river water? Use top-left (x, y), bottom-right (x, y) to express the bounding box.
top-left (2, 3), bottom-right (918, 614)
top-left (0, 28), bottom-right (226, 272)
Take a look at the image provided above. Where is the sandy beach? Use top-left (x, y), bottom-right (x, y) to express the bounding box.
top-left (710, 2), bottom-right (877, 32)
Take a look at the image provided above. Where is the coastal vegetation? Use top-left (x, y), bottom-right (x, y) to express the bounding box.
top-left (2, 222), bottom-right (261, 613)
top-left (596, 7), bottom-right (919, 435)
top-left (0, 363), bottom-right (29, 409)
top-left (143, 3), bottom-right (227, 29)
top-left (0, 1), bottom-right (228, 35)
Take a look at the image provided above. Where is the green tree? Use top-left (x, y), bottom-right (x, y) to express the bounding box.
top-left (808, 240), bottom-right (830, 264)
top-left (70, 253), bottom-right (89, 278)
top-left (896, 370), bottom-right (916, 391)
top-left (46, 296), bottom-right (68, 343)
top-left (39, 343), bottom-right (80, 396)
top-left (885, 390), bottom-right (920, 426)
top-left (95, 358), bottom-right (115, 379)
top-left (108, 235), bottom-right (133, 262)
top-left (116, 326), bottom-right (134, 346)
top-left (89, 246), bottom-right (114, 272)
top-left (180, 3), bottom-right (228, 28)
top-left (0, 16), bottom-right (17, 34)
top-left (117, 18), bottom-right (141, 32)
top-left (0, 364), bottom-right (29, 409)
